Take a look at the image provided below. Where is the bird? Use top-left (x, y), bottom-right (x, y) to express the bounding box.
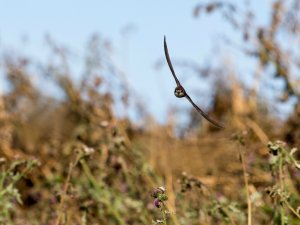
top-left (164, 36), bottom-right (224, 129)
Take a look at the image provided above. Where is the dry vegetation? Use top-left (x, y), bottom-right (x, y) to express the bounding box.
top-left (1, 1), bottom-right (300, 224)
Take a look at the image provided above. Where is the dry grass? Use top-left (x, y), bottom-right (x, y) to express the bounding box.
top-left (1, 1), bottom-right (300, 223)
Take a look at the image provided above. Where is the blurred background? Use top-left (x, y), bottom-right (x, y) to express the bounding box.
top-left (2, 0), bottom-right (291, 124)
top-left (1, 1), bottom-right (300, 224)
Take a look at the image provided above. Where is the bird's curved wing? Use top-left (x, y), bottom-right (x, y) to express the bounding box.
top-left (164, 36), bottom-right (181, 86)
top-left (185, 93), bottom-right (225, 129)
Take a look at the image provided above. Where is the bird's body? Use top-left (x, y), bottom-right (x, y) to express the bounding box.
top-left (174, 86), bottom-right (186, 98)
top-left (164, 36), bottom-right (225, 129)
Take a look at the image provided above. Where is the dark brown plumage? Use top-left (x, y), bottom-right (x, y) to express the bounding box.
top-left (164, 36), bottom-right (224, 129)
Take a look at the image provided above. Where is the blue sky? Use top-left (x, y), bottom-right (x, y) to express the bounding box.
top-left (0, 1), bottom-right (279, 123)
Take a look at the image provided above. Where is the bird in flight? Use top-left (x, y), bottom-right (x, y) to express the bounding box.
top-left (164, 36), bottom-right (224, 129)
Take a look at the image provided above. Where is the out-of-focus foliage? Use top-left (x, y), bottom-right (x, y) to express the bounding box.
top-left (0, 1), bottom-right (300, 225)
top-left (187, 0), bottom-right (300, 140)
top-left (0, 36), bottom-right (161, 225)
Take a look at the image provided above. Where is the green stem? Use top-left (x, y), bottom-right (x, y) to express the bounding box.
top-left (237, 144), bottom-right (251, 225)
top-left (279, 153), bottom-right (285, 225)
top-left (80, 159), bottom-right (126, 225)
top-left (282, 199), bottom-right (300, 219)
top-left (161, 204), bottom-right (167, 225)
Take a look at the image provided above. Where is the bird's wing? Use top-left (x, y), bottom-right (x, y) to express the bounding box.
top-left (185, 93), bottom-right (225, 129)
top-left (164, 36), bottom-right (181, 86)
